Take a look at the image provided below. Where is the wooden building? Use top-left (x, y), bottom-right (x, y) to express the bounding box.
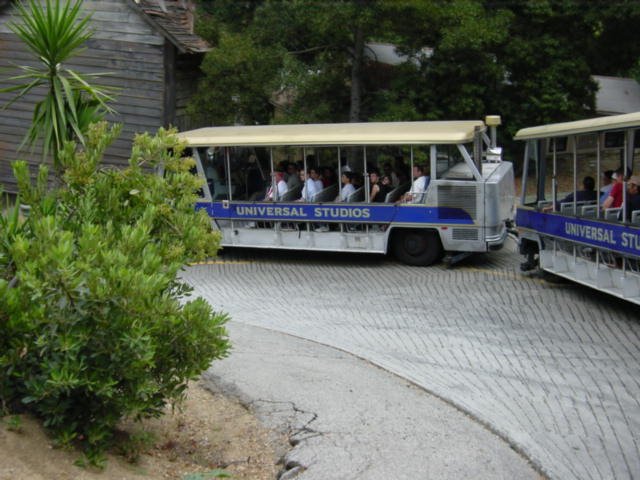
top-left (0, 0), bottom-right (211, 192)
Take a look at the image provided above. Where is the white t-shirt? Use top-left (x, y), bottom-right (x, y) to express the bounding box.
top-left (341, 183), bottom-right (356, 201)
top-left (267, 179), bottom-right (288, 200)
top-left (301, 178), bottom-right (320, 201)
top-left (411, 175), bottom-right (430, 203)
top-left (277, 179), bottom-right (288, 197)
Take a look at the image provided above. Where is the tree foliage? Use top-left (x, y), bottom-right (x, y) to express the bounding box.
top-left (581, 0), bottom-right (640, 78)
top-left (388, 0), bottom-right (513, 121)
top-left (191, 0), bottom-right (639, 134)
top-left (0, 124), bottom-right (228, 464)
top-left (187, 29), bottom-right (282, 125)
top-left (494, 1), bottom-right (598, 136)
top-left (192, 0), bottom-right (396, 124)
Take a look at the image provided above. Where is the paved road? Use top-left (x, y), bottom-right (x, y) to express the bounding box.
top-left (184, 240), bottom-right (640, 480)
top-left (203, 321), bottom-right (538, 480)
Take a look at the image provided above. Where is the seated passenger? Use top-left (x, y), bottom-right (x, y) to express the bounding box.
top-left (543, 175), bottom-right (597, 211)
top-left (264, 171), bottom-right (287, 201)
top-left (299, 167), bottom-right (323, 201)
top-left (602, 168), bottom-right (626, 210)
top-left (336, 172), bottom-right (356, 202)
top-left (321, 166), bottom-right (336, 187)
top-left (369, 169), bottom-right (391, 203)
top-left (379, 175), bottom-right (393, 202)
top-left (246, 154), bottom-right (266, 199)
top-left (599, 170), bottom-right (614, 204)
top-left (398, 165), bottom-right (429, 203)
top-left (624, 175), bottom-right (640, 221)
top-left (286, 162), bottom-right (302, 190)
top-left (383, 162), bottom-right (400, 187)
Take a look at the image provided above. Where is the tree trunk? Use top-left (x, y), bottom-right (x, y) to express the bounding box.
top-left (349, 16), bottom-right (365, 123)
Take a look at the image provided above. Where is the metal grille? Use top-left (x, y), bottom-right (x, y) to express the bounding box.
top-left (452, 228), bottom-right (479, 240)
top-left (437, 184), bottom-right (478, 219)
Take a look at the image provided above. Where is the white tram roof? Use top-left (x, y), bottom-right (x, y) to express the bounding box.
top-left (514, 111), bottom-right (640, 140)
top-left (177, 120), bottom-right (486, 147)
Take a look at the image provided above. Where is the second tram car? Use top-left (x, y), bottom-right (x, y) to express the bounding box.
top-left (516, 112), bottom-right (640, 303)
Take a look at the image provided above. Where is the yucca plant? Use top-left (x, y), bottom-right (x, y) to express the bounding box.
top-left (0, 0), bottom-right (115, 171)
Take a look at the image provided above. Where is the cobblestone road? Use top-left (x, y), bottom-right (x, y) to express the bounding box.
top-left (184, 241), bottom-right (640, 480)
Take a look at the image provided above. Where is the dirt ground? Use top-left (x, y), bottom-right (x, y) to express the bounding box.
top-left (0, 381), bottom-right (288, 480)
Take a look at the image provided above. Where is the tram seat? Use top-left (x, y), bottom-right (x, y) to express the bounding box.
top-left (248, 188), bottom-right (267, 201)
top-left (280, 184), bottom-right (303, 201)
top-left (384, 183), bottom-right (410, 203)
top-left (560, 200), bottom-right (594, 215)
top-left (346, 187), bottom-right (364, 203)
top-left (311, 183), bottom-right (339, 202)
top-left (580, 205), bottom-right (598, 218)
top-left (213, 184), bottom-right (235, 200)
top-left (605, 207), bottom-right (622, 221)
top-left (631, 210), bottom-right (640, 224)
top-left (560, 202), bottom-right (577, 214)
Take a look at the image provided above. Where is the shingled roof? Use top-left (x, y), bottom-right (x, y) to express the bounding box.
top-left (129, 0), bottom-right (211, 54)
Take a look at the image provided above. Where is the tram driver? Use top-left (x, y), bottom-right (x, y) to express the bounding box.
top-left (398, 164), bottom-right (430, 203)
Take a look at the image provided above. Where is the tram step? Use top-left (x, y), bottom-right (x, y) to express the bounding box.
top-left (541, 249), bottom-right (640, 299)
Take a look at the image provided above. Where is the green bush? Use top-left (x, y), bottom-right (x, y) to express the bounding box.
top-left (0, 122), bottom-right (229, 461)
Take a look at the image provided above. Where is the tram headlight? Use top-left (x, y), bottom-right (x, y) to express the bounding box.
top-left (485, 115), bottom-right (501, 127)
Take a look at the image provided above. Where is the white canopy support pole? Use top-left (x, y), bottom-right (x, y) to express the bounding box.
top-left (225, 147), bottom-right (233, 201)
top-left (596, 134), bottom-right (602, 218)
top-left (456, 144), bottom-right (483, 181)
top-left (269, 147), bottom-right (275, 201)
top-left (430, 145), bottom-right (437, 181)
top-left (520, 141), bottom-right (530, 206)
top-left (364, 146), bottom-right (370, 203)
top-left (623, 130), bottom-right (630, 223)
top-left (572, 135), bottom-right (577, 212)
top-left (551, 139), bottom-right (557, 212)
top-left (410, 146), bottom-right (415, 189)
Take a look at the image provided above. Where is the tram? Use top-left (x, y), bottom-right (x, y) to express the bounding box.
top-left (516, 112), bottom-right (640, 303)
top-left (178, 117), bottom-right (514, 266)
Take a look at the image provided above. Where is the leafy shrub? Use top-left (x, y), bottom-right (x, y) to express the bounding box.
top-left (0, 122), bottom-right (229, 461)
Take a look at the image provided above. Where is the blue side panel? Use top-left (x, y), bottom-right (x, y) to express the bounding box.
top-left (196, 202), bottom-right (475, 225)
top-left (516, 208), bottom-right (640, 257)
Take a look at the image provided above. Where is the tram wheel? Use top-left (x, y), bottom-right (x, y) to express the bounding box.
top-left (392, 229), bottom-right (443, 266)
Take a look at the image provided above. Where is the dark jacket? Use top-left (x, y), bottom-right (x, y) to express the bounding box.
top-left (555, 190), bottom-right (597, 210)
top-left (626, 193), bottom-right (640, 221)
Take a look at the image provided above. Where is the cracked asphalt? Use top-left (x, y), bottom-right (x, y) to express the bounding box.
top-left (185, 238), bottom-right (640, 479)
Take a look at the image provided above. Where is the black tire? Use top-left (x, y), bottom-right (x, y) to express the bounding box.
top-left (391, 229), bottom-right (443, 266)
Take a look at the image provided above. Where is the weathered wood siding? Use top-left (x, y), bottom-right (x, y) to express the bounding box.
top-left (175, 53), bottom-right (205, 131)
top-left (0, 0), bottom-right (189, 192)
